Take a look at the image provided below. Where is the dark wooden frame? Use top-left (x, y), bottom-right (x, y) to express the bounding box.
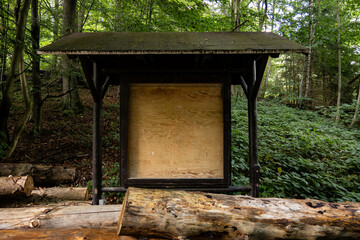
top-left (119, 74), bottom-right (232, 189)
top-left (79, 54), bottom-right (270, 204)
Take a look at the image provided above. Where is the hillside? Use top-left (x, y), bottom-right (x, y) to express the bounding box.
top-left (232, 97), bottom-right (360, 202)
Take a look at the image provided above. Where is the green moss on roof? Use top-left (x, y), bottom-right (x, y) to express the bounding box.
top-left (38, 32), bottom-right (308, 55)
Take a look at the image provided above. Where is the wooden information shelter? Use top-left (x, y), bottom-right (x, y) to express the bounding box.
top-left (38, 32), bottom-right (307, 205)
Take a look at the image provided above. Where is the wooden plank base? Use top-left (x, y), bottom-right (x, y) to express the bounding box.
top-left (0, 229), bottom-right (137, 240)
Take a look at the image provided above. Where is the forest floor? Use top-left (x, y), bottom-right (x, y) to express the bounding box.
top-left (6, 85), bottom-right (121, 204)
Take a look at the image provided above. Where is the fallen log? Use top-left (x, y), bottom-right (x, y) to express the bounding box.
top-left (0, 163), bottom-right (76, 186)
top-left (0, 176), bottom-right (33, 196)
top-left (118, 188), bottom-right (360, 239)
top-left (0, 205), bottom-right (121, 230)
top-left (31, 187), bottom-right (89, 200)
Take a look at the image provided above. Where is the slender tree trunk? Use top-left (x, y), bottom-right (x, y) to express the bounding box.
top-left (6, 50), bottom-right (33, 158)
top-left (350, 79), bottom-right (360, 127)
top-left (258, 0), bottom-right (268, 31)
top-left (260, 58), bottom-right (271, 99)
top-left (304, 0), bottom-right (313, 99)
top-left (234, 0), bottom-right (242, 30)
top-left (299, 55), bottom-right (308, 108)
top-left (0, 1), bottom-right (10, 95)
top-left (0, 0), bottom-right (31, 145)
top-left (31, 0), bottom-right (42, 133)
top-left (51, 0), bottom-right (59, 74)
top-left (62, 0), bottom-right (82, 112)
top-left (335, 0), bottom-right (341, 124)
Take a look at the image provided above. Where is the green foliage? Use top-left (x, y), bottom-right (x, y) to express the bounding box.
top-left (103, 162), bottom-right (124, 203)
top-left (316, 101), bottom-right (359, 127)
top-left (232, 97), bottom-right (360, 202)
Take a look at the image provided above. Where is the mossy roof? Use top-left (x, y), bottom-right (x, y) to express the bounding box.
top-left (38, 32), bottom-right (308, 55)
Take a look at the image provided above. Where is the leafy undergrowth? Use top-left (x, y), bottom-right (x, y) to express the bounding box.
top-left (232, 97), bottom-right (360, 203)
top-left (5, 87), bottom-right (359, 204)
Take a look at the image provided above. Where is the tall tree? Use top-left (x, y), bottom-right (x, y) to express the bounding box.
top-left (0, 0), bottom-right (32, 157)
top-left (304, 0), bottom-right (313, 99)
top-left (61, 0), bottom-right (82, 112)
top-left (31, 0), bottom-right (41, 133)
top-left (335, 0), bottom-right (341, 123)
top-left (350, 79), bottom-right (360, 127)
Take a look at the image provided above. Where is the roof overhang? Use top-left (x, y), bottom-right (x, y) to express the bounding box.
top-left (37, 32), bottom-right (309, 56)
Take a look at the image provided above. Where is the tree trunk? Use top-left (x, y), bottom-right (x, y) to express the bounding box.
top-left (335, 0), bottom-right (342, 124)
top-left (31, 187), bottom-right (89, 200)
top-left (0, 176), bottom-right (33, 196)
top-left (31, 0), bottom-right (42, 133)
top-left (260, 56), bottom-right (271, 99)
top-left (304, 0), bottom-right (313, 100)
top-left (51, 0), bottom-right (60, 76)
top-left (61, 0), bottom-right (82, 112)
top-left (0, 0), bottom-right (31, 145)
top-left (350, 78), bottom-right (360, 127)
top-left (0, 205), bottom-right (121, 229)
top-left (5, 50), bottom-right (33, 158)
top-left (118, 188), bottom-right (360, 239)
top-left (234, 0), bottom-right (242, 30)
top-left (0, 0), bottom-right (10, 94)
top-left (298, 55), bottom-right (308, 108)
top-left (0, 163), bottom-right (76, 186)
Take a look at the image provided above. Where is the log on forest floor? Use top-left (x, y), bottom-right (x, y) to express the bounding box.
top-left (31, 187), bottom-right (89, 200)
top-left (0, 176), bottom-right (33, 197)
top-left (118, 187), bottom-right (360, 240)
top-left (0, 204), bottom-right (121, 230)
top-left (0, 163), bottom-right (76, 186)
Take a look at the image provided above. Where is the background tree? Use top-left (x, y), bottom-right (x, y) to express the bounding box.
top-left (61, 0), bottom-right (82, 113)
top-left (0, 0), bottom-right (31, 157)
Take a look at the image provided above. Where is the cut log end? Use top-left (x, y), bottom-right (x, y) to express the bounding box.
top-left (23, 176), bottom-right (34, 196)
top-left (0, 175), bottom-right (34, 197)
top-left (117, 190), bottom-right (129, 236)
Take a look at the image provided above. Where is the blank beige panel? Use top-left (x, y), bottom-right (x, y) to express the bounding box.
top-left (128, 83), bottom-right (224, 179)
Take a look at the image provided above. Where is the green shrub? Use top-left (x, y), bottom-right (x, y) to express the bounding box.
top-left (231, 97), bottom-right (360, 202)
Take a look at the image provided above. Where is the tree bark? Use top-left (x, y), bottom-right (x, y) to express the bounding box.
top-left (61, 0), bottom-right (82, 112)
top-left (0, 163), bottom-right (76, 186)
top-left (0, 176), bottom-right (33, 196)
top-left (31, 187), bottom-right (89, 200)
top-left (350, 78), bottom-right (360, 127)
top-left (335, 0), bottom-right (342, 124)
top-left (0, 0), bottom-right (31, 145)
top-left (0, 204), bottom-right (121, 229)
top-left (118, 188), bottom-right (360, 239)
top-left (304, 0), bottom-right (313, 100)
top-left (31, 0), bottom-right (42, 133)
top-left (5, 50), bottom-right (33, 158)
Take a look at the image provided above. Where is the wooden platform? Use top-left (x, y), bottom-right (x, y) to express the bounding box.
top-left (0, 229), bottom-right (139, 240)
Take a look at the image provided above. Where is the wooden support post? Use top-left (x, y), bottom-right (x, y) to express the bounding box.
top-left (92, 61), bottom-right (102, 205)
top-left (248, 59), bottom-right (260, 197)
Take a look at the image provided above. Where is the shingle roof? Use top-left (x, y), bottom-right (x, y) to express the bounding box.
top-left (37, 32), bottom-right (308, 55)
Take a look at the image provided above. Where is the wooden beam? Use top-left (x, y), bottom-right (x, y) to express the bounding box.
top-left (248, 59), bottom-right (260, 197)
top-left (251, 55), bottom-right (269, 101)
top-left (238, 75), bottom-right (249, 98)
top-left (79, 56), bottom-right (99, 101)
top-left (92, 61), bottom-right (103, 205)
top-left (101, 76), bottom-right (111, 100)
top-left (0, 205), bottom-right (121, 229)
